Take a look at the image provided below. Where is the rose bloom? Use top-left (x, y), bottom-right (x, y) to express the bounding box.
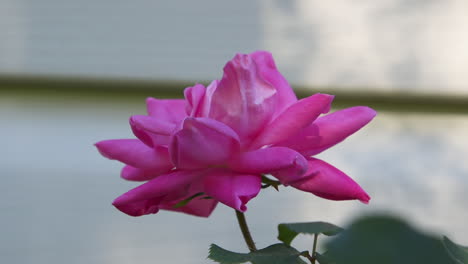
top-left (96, 51), bottom-right (376, 217)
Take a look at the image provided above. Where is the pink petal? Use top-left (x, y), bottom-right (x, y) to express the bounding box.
top-left (169, 117), bottom-right (240, 169)
top-left (290, 158), bottom-right (370, 203)
top-left (121, 165), bottom-right (172, 182)
top-left (250, 51), bottom-right (297, 117)
top-left (184, 84), bottom-right (206, 117)
top-left (113, 196), bottom-right (164, 217)
top-left (277, 106), bottom-right (377, 156)
top-left (95, 139), bottom-right (173, 170)
top-left (207, 51), bottom-right (296, 146)
top-left (130, 115), bottom-right (175, 146)
top-left (200, 80), bottom-right (218, 116)
top-left (146, 98), bottom-right (186, 124)
top-left (251, 93), bottom-right (334, 148)
top-left (228, 147), bottom-right (308, 185)
top-left (112, 169), bottom-right (206, 217)
top-left (203, 168), bottom-right (261, 212)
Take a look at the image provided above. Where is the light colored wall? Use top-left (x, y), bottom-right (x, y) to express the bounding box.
top-left (1, 0), bottom-right (467, 93)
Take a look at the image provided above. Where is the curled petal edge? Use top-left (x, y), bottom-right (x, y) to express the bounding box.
top-left (290, 158), bottom-right (370, 204)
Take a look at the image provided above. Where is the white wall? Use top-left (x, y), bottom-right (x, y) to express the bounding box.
top-left (1, 0), bottom-right (467, 93)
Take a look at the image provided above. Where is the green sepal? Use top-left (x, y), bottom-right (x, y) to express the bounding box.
top-left (208, 243), bottom-right (307, 264)
top-left (261, 175), bottom-right (281, 191)
top-left (173, 192), bottom-right (204, 208)
top-left (278, 222), bottom-right (343, 246)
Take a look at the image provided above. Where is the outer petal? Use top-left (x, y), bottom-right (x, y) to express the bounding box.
top-left (251, 93), bottom-right (334, 148)
top-left (203, 168), bottom-right (261, 212)
top-left (207, 51), bottom-right (296, 145)
top-left (277, 106), bottom-right (377, 156)
top-left (170, 117), bottom-right (240, 169)
top-left (130, 115), bottom-right (175, 146)
top-left (112, 169), bottom-right (206, 217)
top-left (121, 165), bottom-right (172, 182)
top-left (95, 139), bottom-right (173, 170)
top-left (184, 84), bottom-right (206, 117)
top-left (228, 147), bottom-right (308, 185)
top-left (146, 98), bottom-right (186, 124)
top-left (290, 158), bottom-right (370, 203)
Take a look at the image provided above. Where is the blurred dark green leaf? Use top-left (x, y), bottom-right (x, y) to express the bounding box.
top-left (324, 215), bottom-right (456, 264)
top-left (278, 222), bottom-right (343, 246)
top-left (208, 243), bottom-right (307, 264)
top-left (315, 252), bottom-right (335, 264)
top-left (443, 236), bottom-right (468, 264)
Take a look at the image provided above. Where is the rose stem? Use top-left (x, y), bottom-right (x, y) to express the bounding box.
top-left (311, 233), bottom-right (318, 264)
top-left (235, 210), bottom-right (257, 252)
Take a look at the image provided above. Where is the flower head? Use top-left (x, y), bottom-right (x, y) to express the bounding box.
top-left (96, 51), bottom-right (376, 217)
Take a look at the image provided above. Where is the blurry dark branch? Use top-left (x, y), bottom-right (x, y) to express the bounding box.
top-left (1, 73), bottom-right (468, 114)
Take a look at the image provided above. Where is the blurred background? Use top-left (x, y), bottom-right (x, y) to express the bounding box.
top-left (1, 1), bottom-right (467, 263)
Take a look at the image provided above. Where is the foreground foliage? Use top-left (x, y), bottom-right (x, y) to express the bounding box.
top-left (209, 215), bottom-right (468, 264)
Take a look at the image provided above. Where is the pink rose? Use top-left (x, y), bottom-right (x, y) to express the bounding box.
top-left (96, 51), bottom-right (376, 217)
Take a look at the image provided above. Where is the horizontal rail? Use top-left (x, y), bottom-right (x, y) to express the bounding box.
top-left (1, 74), bottom-right (468, 114)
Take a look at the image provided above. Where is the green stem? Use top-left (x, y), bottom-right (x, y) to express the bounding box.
top-left (235, 210), bottom-right (257, 252)
top-left (311, 233), bottom-right (318, 264)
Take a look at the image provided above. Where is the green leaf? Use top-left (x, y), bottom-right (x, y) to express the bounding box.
top-left (442, 236), bottom-right (468, 264)
top-left (278, 222), bottom-right (343, 246)
top-left (208, 244), bottom-right (250, 264)
top-left (208, 243), bottom-right (307, 264)
top-left (323, 215), bottom-right (457, 264)
top-left (315, 252), bottom-right (335, 264)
